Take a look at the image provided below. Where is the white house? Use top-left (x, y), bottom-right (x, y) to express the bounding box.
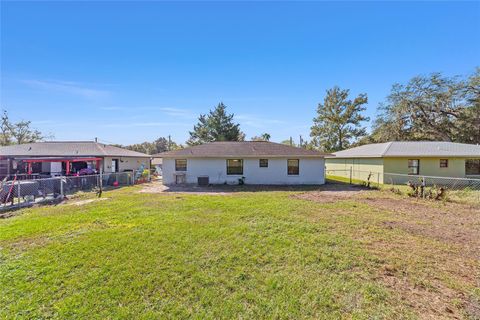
top-left (155, 141), bottom-right (330, 185)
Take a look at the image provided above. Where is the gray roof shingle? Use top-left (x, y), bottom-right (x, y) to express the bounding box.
top-left (331, 141), bottom-right (480, 158)
top-left (155, 141), bottom-right (330, 158)
top-left (0, 141), bottom-right (150, 158)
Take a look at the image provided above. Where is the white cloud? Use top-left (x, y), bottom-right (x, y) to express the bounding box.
top-left (22, 79), bottom-right (110, 99)
top-left (98, 106), bottom-right (196, 119)
top-left (159, 107), bottom-right (196, 119)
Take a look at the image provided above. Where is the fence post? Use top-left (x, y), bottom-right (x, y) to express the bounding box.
top-left (99, 171), bottom-right (103, 195)
top-left (349, 167), bottom-right (352, 185)
top-left (17, 180), bottom-right (21, 205)
top-left (60, 177), bottom-right (64, 198)
top-left (377, 173), bottom-right (380, 188)
top-left (132, 170), bottom-right (135, 185)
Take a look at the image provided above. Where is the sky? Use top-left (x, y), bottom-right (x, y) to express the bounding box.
top-left (1, 1), bottom-right (479, 145)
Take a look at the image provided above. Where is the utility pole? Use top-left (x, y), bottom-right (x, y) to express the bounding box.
top-left (168, 135), bottom-right (172, 151)
top-left (299, 135), bottom-right (303, 148)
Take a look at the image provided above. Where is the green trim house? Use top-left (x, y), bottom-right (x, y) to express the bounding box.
top-left (326, 142), bottom-right (480, 183)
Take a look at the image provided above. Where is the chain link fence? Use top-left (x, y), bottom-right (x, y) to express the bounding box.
top-left (325, 169), bottom-right (382, 188)
top-left (382, 172), bottom-right (480, 190)
top-left (0, 170), bottom-right (151, 210)
top-left (326, 169), bottom-right (480, 202)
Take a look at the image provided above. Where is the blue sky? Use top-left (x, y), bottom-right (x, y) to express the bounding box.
top-left (1, 1), bottom-right (479, 145)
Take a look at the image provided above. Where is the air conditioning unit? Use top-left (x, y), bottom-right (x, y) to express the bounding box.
top-left (197, 176), bottom-right (209, 186)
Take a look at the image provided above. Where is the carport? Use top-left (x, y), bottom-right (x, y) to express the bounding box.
top-left (20, 157), bottom-right (102, 175)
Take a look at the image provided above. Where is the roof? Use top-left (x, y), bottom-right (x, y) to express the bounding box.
top-left (0, 141), bottom-right (151, 158)
top-left (154, 141), bottom-right (331, 158)
top-left (331, 141), bottom-right (480, 158)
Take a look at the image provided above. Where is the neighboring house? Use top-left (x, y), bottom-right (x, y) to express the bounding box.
top-left (0, 141), bottom-right (151, 178)
top-left (326, 141), bottom-right (480, 183)
top-left (156, 141), bottom-right (330, 185)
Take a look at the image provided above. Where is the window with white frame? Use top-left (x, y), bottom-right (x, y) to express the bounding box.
top-left (408, 159), bottom-right (420, 175)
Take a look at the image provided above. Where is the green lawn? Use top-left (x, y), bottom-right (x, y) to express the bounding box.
top-left (0, 185), bottom-right (477, 319)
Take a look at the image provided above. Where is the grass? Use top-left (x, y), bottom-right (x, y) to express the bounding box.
top-left (0, 185), bottom-right (477, 319)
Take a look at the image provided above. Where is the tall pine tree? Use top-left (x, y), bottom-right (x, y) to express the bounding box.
top-left (187, 103), bottom-right (245, 145)
top-left (310, 87), bottom-right (369, 152)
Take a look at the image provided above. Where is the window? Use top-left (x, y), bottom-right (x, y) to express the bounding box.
top-left (287, 159), bottom-right (299, 175)
top-left (440, 159), bottom-right (448, 168)
top-left (227, 159), bottom-right (243, 175)
top-left (408, 159), bottom-right (420, 175)
top-left (465, 159), bottom-right (480, 175)
top-left (175, 159), bottom-right (187, 171)
top-left (259, 159), bottom-right (268, 168)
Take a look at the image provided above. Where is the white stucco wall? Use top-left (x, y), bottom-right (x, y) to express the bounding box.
top-left (162, 157), bottom-right (325, 185)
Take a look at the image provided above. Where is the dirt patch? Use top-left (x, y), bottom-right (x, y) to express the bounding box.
top-left (378, 267), bottom-right (464, 320)
top-left (139, 183), bottom-right (231, 195)
top-left (294, 186), bottom-right (480, 319)
top-left (296, 191), bottom-right (480, 257)
top-left (138, 181), bottom-right (335, 195)
top-left (295, 185), bottom-right (367, 203)
top-left (366, 197), bottom-right (480, 258)
top-left (67, 197), bottom-right (109, 206)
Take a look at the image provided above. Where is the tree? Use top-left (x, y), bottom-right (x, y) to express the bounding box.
top-left (0, 110), bottom-right (47, 146)
top-left (457, 68), bottom-right (480, 144)
top-left (187, 102), bottom-right (245, 145)
top-left (368, 69), bottom-right (480, 144)
top-left (251, 133), bottom-right (271, 141)
top-left (310, 87), bottom-right (369, 152)
top-left (121, 137), bottom-right (181, 155)
top-left (281, 138), bottom-right (296, 146)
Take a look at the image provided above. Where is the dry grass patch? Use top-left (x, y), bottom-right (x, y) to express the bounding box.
top-left (294, 188), bottom-right (480, 319)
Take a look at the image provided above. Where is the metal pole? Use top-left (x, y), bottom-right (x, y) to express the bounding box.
top-left (17, 180), bottom-right (21, 205)
top-left (99, 170), bottom-right (103, 196)
top-left (60, 177), bottom-right (64, 198)
top-left (349, 167), bottom-right (352, 185)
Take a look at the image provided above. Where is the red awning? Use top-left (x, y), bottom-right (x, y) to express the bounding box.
top-left (20, 157), bottom-right (102, 175)
top-left (21, 157), bottom-right (102, 163)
